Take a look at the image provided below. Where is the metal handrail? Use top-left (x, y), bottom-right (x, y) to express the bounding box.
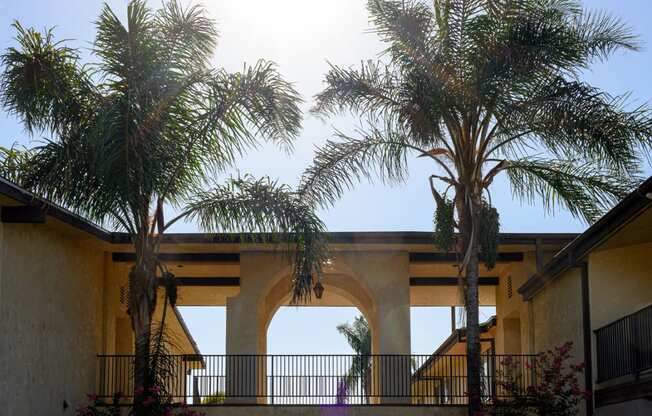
top-left (595, 304), bottom-right (652, 382)
top-left (96, 353), bottom-right (538, 406)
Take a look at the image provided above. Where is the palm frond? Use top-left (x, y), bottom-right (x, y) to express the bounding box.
top-left (574, 9), bottom-right (640, 63)
top-left (367, 0), bottom-right (436, 64)
top-left (498, 78), bottom-right (652, 172)
top-left (299, 124), bottom-right (421, 208)
top-left (156, 0), bottom-right (218, 74)
top-left (197, 60), bottom-right (303, 162)
top-left (1, 22), bottom-right (96, 134)
top-left (337, 316), bottom-right (371, 403)
top-left (312, 61), bottom-right (400, 119)
top-left (94, 0), bottom-right (159, 84)
top-left (0, 143), bottom-right (35, 185)
top-left (505, 157), bottom-right (637, 223)
top-left (179, 176), bottom-right (327, 303)
top-left (313, 61), bottom-right (448, 145)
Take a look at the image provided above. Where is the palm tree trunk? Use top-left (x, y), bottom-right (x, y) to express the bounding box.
top-left (129, 251), bottom-right (157, 416)
top-left (465, 243), bottom-right (482, 413)
top-left (458, 189), bottom-right (483, 415)
top-left (132, 306), bottom-right (151, 416)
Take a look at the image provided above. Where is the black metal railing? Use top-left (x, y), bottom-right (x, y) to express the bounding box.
top-left (595, 304), bottom-right (652, 382)
top-left (97, 353), bottom-right (537, 405)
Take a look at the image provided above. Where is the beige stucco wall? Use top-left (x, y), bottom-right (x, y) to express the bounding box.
top-left (494, 251), bottom-right (537, 355)
top-left (589, 242), bottom-right (652, 331)
top-left (528, 267), bottom-right (586, 414)
top-left (0, 222), bottom-right (105, 415)
top-left (530, 267), bottom-right (583, 359)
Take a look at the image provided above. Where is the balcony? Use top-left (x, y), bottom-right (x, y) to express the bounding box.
top-left (96, 353), bottom-right (537, 406)
top-left (595, 304), bottom-right (652, 383)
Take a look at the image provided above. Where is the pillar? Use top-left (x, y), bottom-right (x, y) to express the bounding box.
top-left (375, 279), bottom-right (412, 404)
top-left (224, 252), bottom-right (286, 404)
top-left (344, 251), bottom-right (412, 404)
top-left (224, 295), bottom-right (265, 404)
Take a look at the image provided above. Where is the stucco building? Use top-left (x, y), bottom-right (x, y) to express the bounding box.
top-left (1, 176), bottom-right (651, 415)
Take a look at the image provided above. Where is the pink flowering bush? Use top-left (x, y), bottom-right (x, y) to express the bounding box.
top-left (489, 342), bottom-right (590, 416)
top-left (76, 387), bottom-right (205, 416)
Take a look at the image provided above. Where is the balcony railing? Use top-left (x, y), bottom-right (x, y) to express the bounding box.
top-left (595, 304), bottom-right (652, 382)
top-left (97, 353), bottom-right (537, 406)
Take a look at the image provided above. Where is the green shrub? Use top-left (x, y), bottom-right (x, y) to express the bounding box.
top-left (200, 393), bottom-right (225, 405)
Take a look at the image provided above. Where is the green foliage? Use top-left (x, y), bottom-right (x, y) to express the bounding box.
top-left (183, 175), bottom-right (327, 302)
top-left (433, 197), bottom-right (455, 252)
top-left (302, 0), bottom-right (651, 410)
top-left (489, 342), bottom-right (588, 416)
top-left (201, 393), bottom-right (226, 405)
top-left (337, 315), bottom-right (371, 356)
top-left (0, 0), bottom-right (325, 302)
top-left (336, 316), bottom-right (372, 404)
top-left (1, 2), bottom-right (325, 411)
top-left (0, 143), bottom-right (34, 185)
top-left (505, 158), bottom-right (634, 223)
top-left (479, 201), bottom-right (499, 269)
top-left (303, 0), bottom-right (651, 222)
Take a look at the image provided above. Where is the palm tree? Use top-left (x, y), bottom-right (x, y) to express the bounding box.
top-left (0, 1), bottom-right (326, 413)
top-left (337, 315), bottom-right (372, 404)
top-left (301, 0), bottom-right (652, 412)
top-left (0, 144), bottom-right (33, 184)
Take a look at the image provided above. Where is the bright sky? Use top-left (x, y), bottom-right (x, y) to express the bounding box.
top-left (1, 1), bottom-right (651, 355)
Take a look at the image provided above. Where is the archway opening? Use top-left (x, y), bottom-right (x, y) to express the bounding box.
top-left (260, 268), bottom-right (376, 405)
top-left (265, 304), bottom-right (372, 405)
top-left (267, 306), bottom-right (368, 354)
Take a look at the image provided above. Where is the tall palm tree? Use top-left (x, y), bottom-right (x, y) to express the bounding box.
top-left (0, 144), bottom-right (33, 184)
top-left (337, 316), bottom-right (372, 404)
top-left (301, 0), bottom-right (652, 412)
top-left (0, 1), bottom-right (326, 413)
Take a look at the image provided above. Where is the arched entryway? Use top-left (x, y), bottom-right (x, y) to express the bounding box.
top-left (222, 251), bottom-right (413, 404)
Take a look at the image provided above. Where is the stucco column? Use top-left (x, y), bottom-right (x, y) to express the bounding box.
top-left (375, 279), bottom-right (412, 404)
top-left (225, 295), bottom-right (265, 404)
top-left (345, 251), bottom-right (412, 404)
top-left (224, 252), bottom-right (286, 404)
top-left (225, 252), bottom-right (274, 404)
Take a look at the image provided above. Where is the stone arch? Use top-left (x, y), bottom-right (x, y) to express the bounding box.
top-left (225, 250), bottom-right (412, 404)
top-left (260, 269), bottom-right (378, 355)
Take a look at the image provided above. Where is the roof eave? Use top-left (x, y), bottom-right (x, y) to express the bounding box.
top-left (0, 177), bottom-right (113, 241)
top-left (519, 176), bottom-right (652, 301)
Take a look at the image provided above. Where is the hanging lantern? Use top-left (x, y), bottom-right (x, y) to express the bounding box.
top-left (313, 281), bottom-right (324, 299)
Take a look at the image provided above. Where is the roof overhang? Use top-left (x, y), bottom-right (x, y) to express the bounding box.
top-left (519, 176), bottom-right (652, 300)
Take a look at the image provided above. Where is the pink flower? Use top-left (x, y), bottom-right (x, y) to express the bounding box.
top-left (86, 393), bottom-right (98, 402)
